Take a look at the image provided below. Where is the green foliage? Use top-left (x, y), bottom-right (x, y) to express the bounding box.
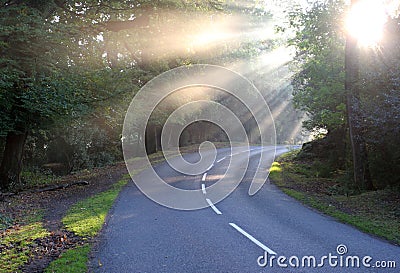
top-left (0, 1), bottom-right (153, 189)
top-left (284, 0), bottom-right (347, 132)
top-left (45, 245), bottom-right (91, 273)
top-left (284, 1), bottom-right (400, 189)
top-left (0, 0), bottom-right (283, 190)
top-left (0, 0), bottom-right (148, 126)
top-left (1, 0), bottom-right (246, 189)
top-left (355, 16), bottom-right (400, 188)
top-left (0, 213), bottom-right (13, 230)
top-left (51, 117), bottom-right (122, 171)
top-left (0, 3), bottom-right (85, 136)
top-left (20, 169), bottom-right (59, 189)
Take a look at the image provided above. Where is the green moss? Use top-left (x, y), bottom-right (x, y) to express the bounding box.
top-left (1, 222), bottom-right (49, 245)
top-left (0, 248), bottom-right (30, 272)
top-left (0, 221), bottom-right (49, 273)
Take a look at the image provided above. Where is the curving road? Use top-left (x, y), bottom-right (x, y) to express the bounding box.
top-left (90, 146), bottom-right (399, 272)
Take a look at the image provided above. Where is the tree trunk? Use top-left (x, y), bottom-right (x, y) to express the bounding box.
top-left (0, 130), bottom-right (28, 191)
top-left (145, 125), bottom-right (156, 154)
top-left (154, 126), bottom-right (160, 152)
top-left (345, 2), bottom-right (374, 191)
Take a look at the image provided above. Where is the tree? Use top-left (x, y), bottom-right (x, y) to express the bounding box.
top-left (357, 16), bottom-right (400, 189)
top-left (344, 0), bottom-right (373, 190)
top-left (0, 2), bottom-right (82, 190)
top-left (0, 0), bottom-right (149, 190)
top-left (284, 0), bottom-right (348, 166)
top-left (284, 0), bottom-right (399, 191)
top-left (285, 1), bottom-right (347, 131)
top-left (0, 0), bottom-right (228, 191)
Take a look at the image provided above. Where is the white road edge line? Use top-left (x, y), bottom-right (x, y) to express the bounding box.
top-left (216, 157), bottom-right (226, 163)
top-left (201, 184), bottom-right (206, 195)
top-left (202, 173), bottom-right (207, 181)
top-left (206, 164), bottom-right (214, 171)
top-left (206, 198), bottom-right (222, 215)
top-left (229, 223), bottom-right (277, 255)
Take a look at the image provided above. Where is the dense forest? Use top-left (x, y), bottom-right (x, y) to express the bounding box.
top-left (0, 0), bottom-right (304, 192)
top-left (0, 0), bottom-right (399, 195)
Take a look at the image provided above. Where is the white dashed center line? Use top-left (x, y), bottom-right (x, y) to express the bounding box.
top-left (201, 173), bottom-right (207, 181)
top-left (206, 198), bottom-right (222, 215)
top-left (201, 184), bottom-right (206, 195)
top-left (216, 157), bottom-right (226, 163)
top-left (229, 223), bottom-right (276, 255)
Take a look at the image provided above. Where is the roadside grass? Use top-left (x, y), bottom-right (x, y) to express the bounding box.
top-left (1, 167), bottom-right (140, 273)
top-left (45, 156), bottom-right (162, 272)
top-left (0, 147), bottom-right (198, 272)
top-left (44, 245), bottom-right (90, 273)
top-left (45, 174), bottom-right (132, 273)
top-left (62, 177), bottom-right (129, 238)
top-left (270, 150), bottom-right (400, 245)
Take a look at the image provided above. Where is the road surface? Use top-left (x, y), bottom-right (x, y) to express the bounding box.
top-left (90, 146), bottom-right (399, 272)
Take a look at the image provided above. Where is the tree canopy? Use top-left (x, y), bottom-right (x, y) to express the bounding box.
top-left (0, 0), bottom-right (286, 190)
top-left (284, 0), bottom-right (400, 190)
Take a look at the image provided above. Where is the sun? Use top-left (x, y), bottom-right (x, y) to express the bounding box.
top-left (345, 0), bottom-right (388, 47)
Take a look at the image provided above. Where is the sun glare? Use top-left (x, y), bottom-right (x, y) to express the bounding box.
top-left (345, 0), bottom-right (388, 47)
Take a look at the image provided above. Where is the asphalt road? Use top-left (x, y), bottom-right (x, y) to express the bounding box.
top-left (90, 146), bottom-right (400, 272)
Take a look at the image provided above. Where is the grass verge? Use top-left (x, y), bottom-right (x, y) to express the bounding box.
top-left (44, 245), bottom-right (90, 273)
top-left (270, 150), bottom-right (400, 245)
top-left (3, 146), bottom-right (203, 272)
top-left (62, 177), bottom-right (129, 238)
top-left (45, 174), bottom-right (131, 273)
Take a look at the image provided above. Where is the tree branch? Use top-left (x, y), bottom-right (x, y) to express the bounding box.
top-left (102, 16), bottom-right (149, 32)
